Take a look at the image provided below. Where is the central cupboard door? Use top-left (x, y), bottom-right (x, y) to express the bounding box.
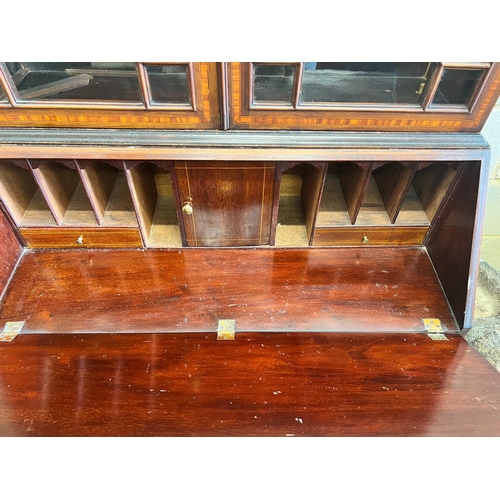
top-left (174, 161), bottom-right (275, 247)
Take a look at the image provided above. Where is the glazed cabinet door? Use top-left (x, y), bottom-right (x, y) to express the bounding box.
top-left (0, 62), bottom-right (220, 129)
top-left (174, 161), bottom-right (275, 247)
top-left (226, 62), bottom-right (500, 132)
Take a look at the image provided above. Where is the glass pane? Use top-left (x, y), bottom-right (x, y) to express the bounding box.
top-left (0, 83), bottom-right (8, 103)
top-left (253, 64), bottom-right (296, 104)
top-left (299, 62), bottom-right (431, 105)
top-left (433, 69), bottom-right (484, 106)
top-left (5, 62), bottom-right (142, 102)
top-left (145, 64), bottom-right (191, 105)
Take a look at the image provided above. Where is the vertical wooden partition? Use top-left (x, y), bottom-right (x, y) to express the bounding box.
top-left (426, 159), bottom-right (485, 330)
top-left (0, 159), bottom-right (40, 225)
top-left (125, 160), bottom-right (182, 248)
top-left (372, 162), bottom-right (418, 223)
top-left (337, 162), bottom-right (372, 224)
top-left (0, 203), bottom-right (23, 300)
top-left (28, 159), bottom-right (96, 226)
top-left (272, 161), bottom-right (327, 246)
top-left (413, 162), bottom-right (462, 225)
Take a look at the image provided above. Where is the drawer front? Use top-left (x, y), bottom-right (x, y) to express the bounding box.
top-left (20, 228), bottom-right (143, 249)
top-left (312, 226), bottom-right (428, 246)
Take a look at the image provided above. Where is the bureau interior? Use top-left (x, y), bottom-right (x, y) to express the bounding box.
top-left (1, 159), bottom-right (463, 249)
top-left (0, 158), bottom-right (482, 335)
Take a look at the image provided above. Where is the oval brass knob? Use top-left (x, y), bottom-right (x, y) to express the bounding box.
top-left (182, 203), bottom-right (193, 216)
top-left (76, 235), bottom-right (84, 245)
top-left (362, 235), bottom-right (369, 243)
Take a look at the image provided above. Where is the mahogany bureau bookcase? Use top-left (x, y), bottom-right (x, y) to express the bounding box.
top-left (1, 62), bottom-right (500, 338)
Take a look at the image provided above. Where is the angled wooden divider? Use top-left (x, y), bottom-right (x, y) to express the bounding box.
top-left (27, 159), bottom-right (97, 226)
top-left (300, 162), bottom-right (327, 243)
top-left (0, 159), bottom-right (56, 227)
top-left (412, 162), bottom-right (463, 224)
top-left (372, 161), bottom-right (418, 223)
top-left (75, 159), bottom-right (137, 227)
top-left (337, 161), bottom-right (372, 224)
top-left (124, 160), bottom-right (182, 248)
top-left (274, 162), bottom-right (326, 247)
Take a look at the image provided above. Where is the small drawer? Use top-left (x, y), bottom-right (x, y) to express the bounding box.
top-left (20, 228), bottom-right (143, 249)
top-left (312, 226), bottom-right (428, 246)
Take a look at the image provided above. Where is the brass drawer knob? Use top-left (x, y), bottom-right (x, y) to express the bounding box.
top-left (76, 235), bottom-right (84, 245)
top-left (182, 203), bottom-right (193, 215)
top-left (362, 235), bottom-right (369, 243)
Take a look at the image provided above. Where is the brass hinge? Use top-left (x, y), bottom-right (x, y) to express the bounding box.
top-left (217, 319), bottom-right (236, 341)
top-left (423, 318), bottom-right (448, 340)
top-left (0, 321), bottom-right (25, 342)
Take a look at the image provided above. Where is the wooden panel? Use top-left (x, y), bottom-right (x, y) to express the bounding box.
top-left (316, 173), bottom-right (351, 226)
top-left (0, 63), bottom-right (220, 129)
top-left (373, 162), bottom-right (417, 223)
top-left (59, 181), bottom-right (99, 226)
top-left (0, 160), bottom-right (38, 225)
top-left (0, 205), bottom-right (23, 299)
top-left (312, 226), bottom-right (428, 246)
top-left (148, 168), bottom-right (182, 248)
top-left (18, 189), bottom-right (57, 227)
top-left (175, 161), bottom-right (275, 247)
top-left (125, 161), bottom-right (158, 246)
top-left (338, 162), bottom-right (372, 224)
top-left (301, 163), bottom-right (326, 243)
top-left (1, 333), bottom-right (500, 436)
top-left (76, 160), bottom-right (119, 224)
top-left (0, 247), bottom-right (456, 334)
top-left (354, 173), bottom-right (390, 226)
top-left (20, 228), bottom-right (143, 248)
top-left (274, 171), bottom-right (308, 247)
top-left (394, 185), bottom-right (430, 226)
top-left (29, 160), bottom-right (81, 225)
top-left (412, 162), bottom-right (460, 224)
top-left (426, 161), bottom-right (482, 329)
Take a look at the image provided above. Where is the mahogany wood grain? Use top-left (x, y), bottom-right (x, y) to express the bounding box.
top-left (0, 205), bottom-right (23, 299)
top-left (174, 161), bottom-right (275, 247)
top-left (312, 226), bottom-right (428, 246)
top-left (19, 228), bottom-right (143, 249)
top-left (372, 162), bottom-right (417, 223)
top-left (0, 247), bottom-right (457, 334)
top-left (300, 163), bottom-right (326, 243)
top-left (426, 161), bottom-right (482, 330)
top-left (0, 332), bottom-right (499, 436)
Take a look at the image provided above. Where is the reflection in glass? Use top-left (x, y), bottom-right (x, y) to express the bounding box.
top-left (144, 65), bottom-right (191, 105)
top-left (433, 69), bottom-right (484, 106)
top-left (0, 83), bottom-right (8, 103)
top-left (253, 64), bottom-right (296, 104)
top-left (5, 62), bottom-right (142, 102)
top-left (300, 62), bottom-right (431, 105)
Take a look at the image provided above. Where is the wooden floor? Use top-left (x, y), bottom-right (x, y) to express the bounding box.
top-left (0, 332), bottom-right (499, 436)
top-left (0, 247), bottom-right (457, 333)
